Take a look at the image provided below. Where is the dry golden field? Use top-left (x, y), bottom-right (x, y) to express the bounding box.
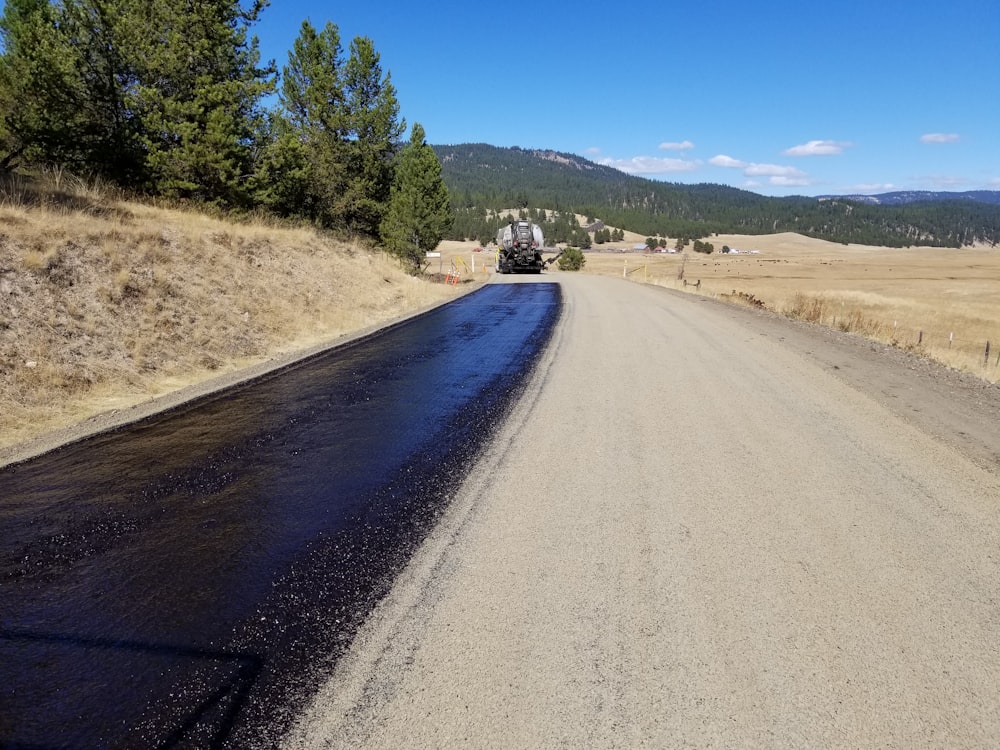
top-left (439, 230), bottom-right (1000, 384)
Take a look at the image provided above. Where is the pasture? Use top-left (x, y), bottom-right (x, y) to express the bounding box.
top-left (437, 233), bottom-right (1000, 382)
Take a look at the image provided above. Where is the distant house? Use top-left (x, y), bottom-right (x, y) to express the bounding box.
top-left (632, 243), bottom-right (647, 251)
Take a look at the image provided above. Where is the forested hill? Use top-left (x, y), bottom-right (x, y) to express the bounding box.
top-left (820, 190), bottom-right (1000, 206)
top-left (433, 143), bottom-right (1000, 248)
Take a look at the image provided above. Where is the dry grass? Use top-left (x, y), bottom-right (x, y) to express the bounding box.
top-left (568, 232), bottom-right (1000, 383)
top-left (0, 177), bottom-right (466, 450)
top-left (401, 224), bottom-right (1000, 384)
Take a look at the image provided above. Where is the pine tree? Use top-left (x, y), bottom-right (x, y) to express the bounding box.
top-left (125, 0), bottom-right (275, 204)
top-left (280, 19), bottom-right (349, 227)
top-left (248, 110), bottom-right (311, 217)
top-left (63, 0), bottom-right (146, 182)
top-left (0, 0), bottom-right (274, 199)
top-left (557, 246), bottom-right (585, 271)
top-left (0, 0), bottom-right (119, 172)
top-left (341, 36), bottom-right (405, 236)
top-left (380, 123), bottom-right (452, 273)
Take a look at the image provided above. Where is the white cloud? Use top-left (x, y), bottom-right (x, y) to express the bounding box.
top-left (783, 140), bottom-right (852, 156)
top-left (710, 154), bottom-right (810, 186)
top-left (709, 154), bottom-right (747, 168)
top-left (851, 183), bottom-right (897, 193)
top-left (597, 156), bottom-right (702, 175)
top-left (769, 175), bottom-right (812, 187)
top-left (744, 163), bottom-right (807, 179)
top-left (914, 174), bottom-right (968, 189)
top-left (658, 140), bottom-right (695, 151)
top-left (920, 133), bottom-right (960, 144)
top-left (586, 146), bottom-right (601, 155)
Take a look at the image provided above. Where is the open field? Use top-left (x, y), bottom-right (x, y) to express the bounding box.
top-left (438, 232), bottom-right (1000, 383)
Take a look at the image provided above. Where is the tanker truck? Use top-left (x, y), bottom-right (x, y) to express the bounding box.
top-left (495, 220), bottom-right (563, 274)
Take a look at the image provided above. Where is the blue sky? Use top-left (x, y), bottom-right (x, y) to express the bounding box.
top-left (252, 0), bottom-right (998, 197)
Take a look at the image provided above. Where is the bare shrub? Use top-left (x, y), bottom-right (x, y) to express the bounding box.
top-left (785, 293), bottom-right (828, 324)
top-left (836, 309), bottom-right (884, 337)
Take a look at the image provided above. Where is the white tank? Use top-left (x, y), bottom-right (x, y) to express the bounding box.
top-left (497, 221), bottom-right (544, 251)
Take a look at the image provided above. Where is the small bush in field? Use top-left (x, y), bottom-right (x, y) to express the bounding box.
top-left (558, 246), bottom-right (585, 271)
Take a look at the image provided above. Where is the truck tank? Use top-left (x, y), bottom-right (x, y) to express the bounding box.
top-left (495, 221), bottom-right (561, 274)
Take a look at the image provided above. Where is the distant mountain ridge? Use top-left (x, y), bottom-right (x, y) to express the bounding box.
top-left (432, 143), bottom-right (1000, 248)
top-left (820, 190), bottom-right (1000, 206)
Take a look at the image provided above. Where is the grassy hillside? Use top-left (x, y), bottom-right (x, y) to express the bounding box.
top-left (0, 175), bottom-right (464, 455)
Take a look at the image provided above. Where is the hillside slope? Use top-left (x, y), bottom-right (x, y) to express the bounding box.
top-left (0, 184), bottom-right (464, 460)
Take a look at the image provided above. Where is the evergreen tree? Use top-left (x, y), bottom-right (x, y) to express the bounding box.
top-left (280, 19), bottom-right (349, 227)
top-left (557, 246), bottom-right (586, 271)
top-left (340, 36), bottom-right (405, 236)
top-left (248, 109), bottom-right (311, 216)
top-left (62, 0), bottom-right (146, 182)
top-left (0, 0), bottom-right (274, 199)
top-left (126, 0), bottom-right (275, 204)
top-left (0, 76), bottom-right (12, 171)
top-left (282, 20), bottom-right (344, 133)
top-left (0, 0), bottom-right (122, 172)
top-left (380, 122), bottom-right (452, 273)
top-left (281, 21), bottom-right (405, 232)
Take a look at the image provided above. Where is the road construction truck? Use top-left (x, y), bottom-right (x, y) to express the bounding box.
top-left (495, 220), bottom-right (562, 274)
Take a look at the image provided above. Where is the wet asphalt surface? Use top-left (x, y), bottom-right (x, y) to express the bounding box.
top-left (0, 282), bottom-right (561, 749)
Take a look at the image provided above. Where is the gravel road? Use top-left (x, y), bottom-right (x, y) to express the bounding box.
top-left (284, 273), bottom-right (1000, 749)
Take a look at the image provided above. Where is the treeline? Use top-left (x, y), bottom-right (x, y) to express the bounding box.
top-left (434, 144), bottom-right (1000, 248)
top-left (453, 206), bottom-right (638, 249)
top-left (450, 206), bottom-right (594, 248)
top-left (0, 1), bottom-right (451, 268)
